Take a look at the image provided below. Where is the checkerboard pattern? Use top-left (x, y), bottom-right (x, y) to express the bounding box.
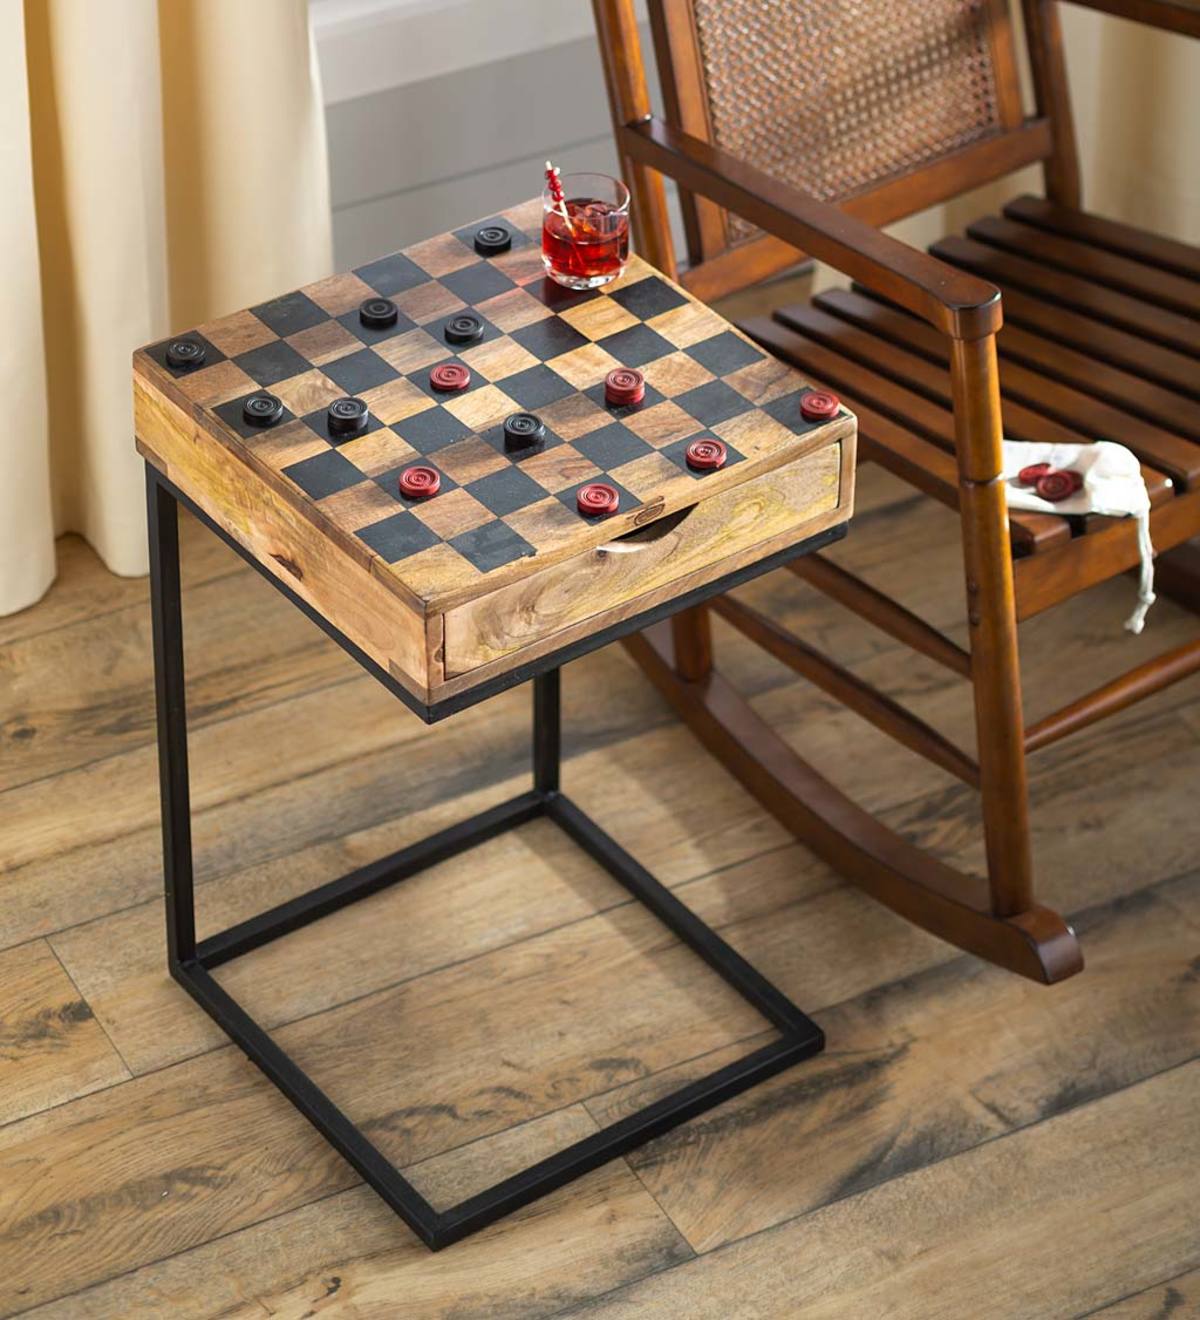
top-left (141, 198), bottom-right (843, 600)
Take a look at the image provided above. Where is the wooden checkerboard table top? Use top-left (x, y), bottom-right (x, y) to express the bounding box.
top-left (134, 198), bottom-right (855, 713)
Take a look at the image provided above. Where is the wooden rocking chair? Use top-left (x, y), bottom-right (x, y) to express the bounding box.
top-left (591, 0), bottom-right (1200, 984)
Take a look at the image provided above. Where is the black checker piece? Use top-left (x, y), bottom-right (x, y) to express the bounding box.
top-left (609, 275), bottom-right (688, 320)
top-left (452, 216), bottom-right (535, 253)
top-left (449, 522), bottom-right (535, 574)
top-left (357, 511), bottom-right (441, 563)
top-left (321, 347), bottom-right (399, 396)
top-left (251, 291), bottom-right (328, 338)
top-left (354, 251), bottom-right (428, 298)
top-left (392, 405), bottom-right (473, 454)
top-left (466, 466), bottom-right (548, 517)
top-left (686, 331), bottom-right (764, 377)
top-left (500, 364), bottom-right (576, 410)
top-left (215, 392), bottom-right (296, 439)
top-left (338, 303), bottom-right (416, 346)
top-left (596, 323), bottom-right (674, 368)
top-left (674, 379), bottom-right (753, 427)
top-left (282, 449), bottom-right (365, 501)
top-left (511, 316), bottom-right (589, 362)
top-left (431, 310), bottom-right (501, 350)
top-left (441, 261), bottom-right (517, 307)
top-left (301, 403), bottom-right (384, 445)
top-left (574, 422), bottom-right (654, 470)
top-left (145, 332), bottom-right (225, 377)
top-left (234, 340), bottom-right (313, 387)
top-left (480, 417), bottom-right (562, 459)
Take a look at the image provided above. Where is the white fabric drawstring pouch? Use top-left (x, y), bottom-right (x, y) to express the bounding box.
top-left (1001, 440), bottom-right (1158, 633)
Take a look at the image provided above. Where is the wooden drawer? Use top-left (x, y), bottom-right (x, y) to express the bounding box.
top-left (443, 439), bottom-right (846, 679)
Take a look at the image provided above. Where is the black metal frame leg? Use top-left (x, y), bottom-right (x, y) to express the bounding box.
top-left (146, 465), bottom-right (825, 1251)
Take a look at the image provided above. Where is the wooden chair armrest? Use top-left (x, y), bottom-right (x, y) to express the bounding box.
top-left (1060, 0), bottom-right (1199, 37)
top-left (619, 117), bottom-right (1003, 340)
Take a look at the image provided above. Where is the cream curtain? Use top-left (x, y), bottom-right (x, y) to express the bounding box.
top-left (1, 0), bottom-right (331, 617)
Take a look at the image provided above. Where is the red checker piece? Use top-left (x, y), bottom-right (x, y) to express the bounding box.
top-left (430, 362), bottom-right (470, 392)
top-left (800, 390), bottom-right (840, 421)
top-left (605, 367), bottom-right (645, 406)
top-left (399, 465), bottom-right (441, 498)
top-left (576, 482), bottom-right (620, 516)
top-left (685, 437), bottom-right (727, 471)
top-left (1017, 462), bottom-right (1052, 486)
top-left (1035, 469), bottom-right (1083, 503)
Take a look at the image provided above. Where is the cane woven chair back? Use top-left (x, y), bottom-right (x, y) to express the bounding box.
top-left (647, 0), bottom-right (1036, 287)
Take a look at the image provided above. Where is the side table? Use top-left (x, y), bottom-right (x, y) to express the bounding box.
top-left (135, 198), bottom-right (855, 1249)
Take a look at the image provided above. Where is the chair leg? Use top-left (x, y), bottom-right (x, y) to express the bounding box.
top-left (1155, 538), bottom-right (1200, 614)
top-left (949, 336), bottom-right (1035, 920)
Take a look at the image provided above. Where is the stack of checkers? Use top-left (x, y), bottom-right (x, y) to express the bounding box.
top-left (139, 199), bottom-right (844, 593)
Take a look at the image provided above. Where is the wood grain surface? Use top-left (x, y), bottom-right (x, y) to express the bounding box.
top-left (1, 463), bottom-right (1196, 1319)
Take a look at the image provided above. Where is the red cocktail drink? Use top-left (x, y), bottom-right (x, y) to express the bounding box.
top-left (542, 172), bottom-right (630, 290)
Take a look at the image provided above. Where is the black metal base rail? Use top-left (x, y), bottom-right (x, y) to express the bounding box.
top-left (147, 463), bottom-right (825, 1250)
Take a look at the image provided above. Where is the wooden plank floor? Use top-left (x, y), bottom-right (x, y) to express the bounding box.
top-left (0, 464), bottom-right (1197, 1319)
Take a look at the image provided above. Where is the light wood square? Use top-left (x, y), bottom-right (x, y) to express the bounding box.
top-left (495, 245), bottom-right (545, 287)
top-left (537, 393), bottom-right (611, 442)
top-left (641, 351), bottom-right (715, 399)
top-left (650, 301), bottom-right (728, 349)
top-left (605, 450), bottom-right (683, 501)
top-left (360, 377), bottom-right (435, 425)
top-left (517, 444), bottom-right (601, 495)
top-left (199, 308), bottom-right (276, 357)
top-left (459, 336), bottom-right (539, 383)
top-left (395, 541), bottom-right (480, 596)
top-left (547, 342), bottom-right (622, 389)
top-left (476, 286), bottom-right (552, 333)
top-left (407, 233), bottom-right (478, 278)
top-left (503, 496), bottom-right (581, 549)
top-left (500, 197), bottom-right (543, 235)
top-left (443, 384), bottom-right (518, 433)
top-left (242, 419), bottom-right (329, 471)
top-left (337, 427), bottom-right (419, 476)
top-left (285, 320), bottom-right (362, 366)
top-left (374, 327), bottom-right (448, 375)
top-left (623, 400), bottom-right (704, 448)
top-left (726, 355), bottom-right (802, 406)
top-left (560, 298), bottom-right (640, 341)
top-left (411, 487), bottom-right (493, 540)
top-left (302, 271), bottom-right (376, 316)
top-left (271, 369), bottom-right (343, 417)
top-left (394, 281), bottom-right (465, 326)
top-left (169, 359), bottom-right (257, 406)
top-left (713, 409), bottom-right (805, 458)
top-left (316, 479), bottom-right (401, 532)
top-left (434, 436), bottom-right (510, 485)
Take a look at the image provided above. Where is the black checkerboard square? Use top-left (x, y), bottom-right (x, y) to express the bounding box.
top-left (300, 404), bottom-right (386, 446)
top-left (441, 261), bottom-right (517, 307)
top-left (686, 331), bottom-right (765, 376)
top-left (763, 389), bottom-right (839, 435)
top-left (528, 277), bottom-right (599, 312)
top-left (235, 340), bottom-right (313, 387)
top-left (337, 305), bottom-right (418, 346)
top-left (357, 511), bottom-right (441, 562)
top-left (556, 478), bottom-right (641, 522)
top-left (499, 364), bottom-right (576, 410)
top-left (597, 323), bottom-right (675, 368)
top-left (145, 332), bottom-right (227, 378)
top-left (659, 435), bottom-right (747, 479)
top-left (574, 422), bottom-right (654, 470)
top-left (282, 449), bottom-right (365, 500)
top-left (251, 291), bottom-right (328, 338)
top-left (355, 252), bottom-right (428, 297)
top-left (321, 348), bottom-right (400, 396)
top-left (511, 316), bottom-right (589, 361)
top-left (609, 275), bottom-right (688, 320)
top-left (215, 392), bottom-right (297, 439)
top-left (393, 404), bottom-right (474, 454)
top-left (674, 379), bottom-right (753, 427)
top-left (449, 521), bottom-right (535, 573)
top-left (466, 466), bottom-right (548, 517)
